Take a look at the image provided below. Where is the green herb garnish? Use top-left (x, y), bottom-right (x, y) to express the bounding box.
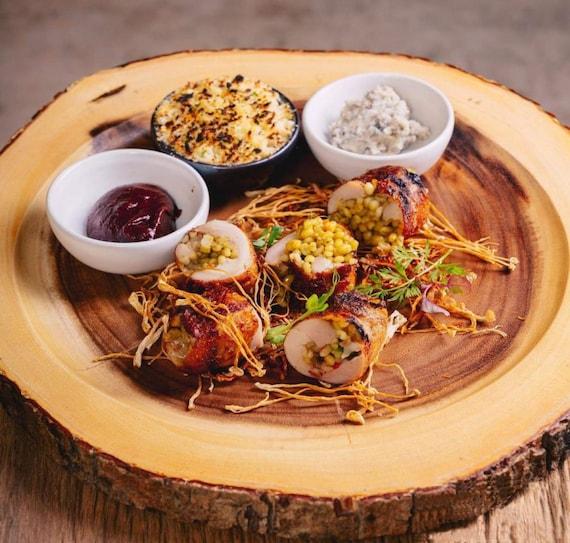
top-left (253, 225), bottom-right (284, 251)
top-left (266, 270), bottom-right (340, 345)
top-left (357, 243), bottom-right (466, 304)
top-left (265, 324), bottom-right (289, 345)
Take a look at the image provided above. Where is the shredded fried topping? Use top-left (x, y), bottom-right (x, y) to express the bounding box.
top-left (229, 182), bottom-right (332, 236)
top-left (225, 362), bottom-right (420, 424)
top-left (412, 202), bottom-right (519, 271)
top-left (99, 177), bottom-right (518, 424)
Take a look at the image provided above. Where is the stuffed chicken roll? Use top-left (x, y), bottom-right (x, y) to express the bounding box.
top-left (284, 292), bottom-right (403, 384)
top-left (265, 217), bottom-right (358, 294)
top-left (162, 287), bottom-right (263, 375)
top-left (175, 220), bottom-right (258, 291)
top-left (328, 166), bottom-right (429, 254)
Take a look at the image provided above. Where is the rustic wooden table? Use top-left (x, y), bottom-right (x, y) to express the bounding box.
top-left (1, 406), bottom-right (568, 542)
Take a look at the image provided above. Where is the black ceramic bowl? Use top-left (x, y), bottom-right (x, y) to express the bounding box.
top-left (151, 88), bottom-right (301, 199)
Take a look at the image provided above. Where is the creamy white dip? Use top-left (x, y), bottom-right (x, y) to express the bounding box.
top-left (329, 85), bottom-right (430, 155)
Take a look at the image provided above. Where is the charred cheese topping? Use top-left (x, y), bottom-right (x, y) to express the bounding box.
top-left (153, 75), bottom-right (296, 166)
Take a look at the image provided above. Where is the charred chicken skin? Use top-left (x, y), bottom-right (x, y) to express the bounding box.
top-left (162, 287), bottom-right (262, 374)
top-left (329, 166), bottom-right (429, 253)
top-left (265, 217), bottom-right (358, 295)
top-left (284, 292), bottom-right (390, 384)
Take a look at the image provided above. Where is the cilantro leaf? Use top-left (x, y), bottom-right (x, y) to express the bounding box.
top-left (266, 225), bottom-right (284, 247)
top-left (302, 269), bottom-right (339, 315)
top-left (357, 244), bottom-right (469, 305)
top-left (304, 294), bottom-right (322, 313)
top-left (264, 270), bottom-right (340, 345)
top-left (253, 225), bottom-right (284, 251)
top-left (252, 232), bottom-right (269, 249)
top-left (266, 324), bottom-right (289, 345)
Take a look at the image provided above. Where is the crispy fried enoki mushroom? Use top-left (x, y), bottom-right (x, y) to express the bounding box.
top-left (410, 202), bottom-right (519, 271)
top-left (225, 360), bottom-right (419, 424)
top-left (259, 261), bottom-right (304, 308)
top-left (402, 288), bottom-right (505, 337)
top-left (229, 182), bottom-right (333, 236)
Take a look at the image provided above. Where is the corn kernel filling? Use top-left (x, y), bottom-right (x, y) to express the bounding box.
top-left (284, 217), bottom-right (358, 274)
top-left (302, 318), bottom-right (362, 369)
top-left (331, 181), bottom-right (404, 253)
top-left (163, 315), bottom-right (197, 366)
top-left (177, 231), bottom-right (237, 272)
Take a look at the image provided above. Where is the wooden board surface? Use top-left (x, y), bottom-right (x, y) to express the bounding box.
top-left (70, 112), bottom-right (538, 426)
top-left (2, 405), bottom-right (570, 542)
top-left (1, 50), bottom-right (570, 539)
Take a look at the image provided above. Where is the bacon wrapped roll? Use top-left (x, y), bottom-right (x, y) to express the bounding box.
top-left (283, 292), bottom-right (404, 384)
top-left (175, 220), bottom-right (257, 291)
top-left (328, 166), bottom-right (429, 254)
top-left (265, 217), bottom-right (358, 294)
top-left (162, 287), bottom-right (263, 374)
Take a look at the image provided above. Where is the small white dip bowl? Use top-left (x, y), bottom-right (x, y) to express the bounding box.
top-left (46, 149), bottom-right (210, 274)
top-left (302, 72), bottom-right (455, 178)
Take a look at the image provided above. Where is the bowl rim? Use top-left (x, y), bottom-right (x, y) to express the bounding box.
top-left (150, 86), bottom-right (301, 171)
top-left (302, 71), bottom-right (455, 161)
top-left (46, 148), bottom-right (210, 249)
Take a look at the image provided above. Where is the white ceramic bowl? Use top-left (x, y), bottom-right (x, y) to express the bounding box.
top-left (46, 149), bottom-right (210, 274)
top-left (302, 72), bottom-right (455, 178)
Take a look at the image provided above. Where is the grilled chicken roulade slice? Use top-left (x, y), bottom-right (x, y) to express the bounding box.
top-left (283, 292), bottom-right (404, 384)
top-left (328, 166), bottom-right (429, 254)
top-left (175, 220), bottom-right (257, 291)
top-left (162, 287), bottom-right (263, 375)
top-left (265, 217), bottom-right (358, 294)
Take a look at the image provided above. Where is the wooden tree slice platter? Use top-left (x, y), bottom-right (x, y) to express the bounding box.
top-left (1, 50), bottom-right (570, 539)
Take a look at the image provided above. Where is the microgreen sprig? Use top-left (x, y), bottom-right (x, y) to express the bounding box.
top-left (357, 243), bottom-right (467, 304)
top-left (266, 270), bottom-right (340, 345)
top-left (253, 225), bottom-right (284, 251)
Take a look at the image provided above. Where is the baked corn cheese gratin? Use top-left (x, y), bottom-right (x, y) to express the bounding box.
top-left (153, 75), bottom-right (296, 166)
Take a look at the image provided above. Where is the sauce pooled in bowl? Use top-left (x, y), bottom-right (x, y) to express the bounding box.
top-left (86, 183), bottom-right (181, 243)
